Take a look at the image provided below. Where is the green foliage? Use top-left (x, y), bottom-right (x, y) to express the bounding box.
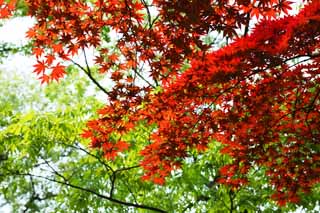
top-left (14, 0), bottom-right (29, 16)
top-left (0, 42), bottom-right (33, 63)
top-left (0, 70), bottom-right (103, 212)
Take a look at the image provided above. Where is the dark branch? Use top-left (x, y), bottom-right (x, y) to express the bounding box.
top-left (141, 0), bottom-right (152, 29)
top-left (243, 13), bottom-right (250, 37)
top-left (70, 55), bottom-right (110, 96)
top-left (8, 171), bottom-right (167, 213)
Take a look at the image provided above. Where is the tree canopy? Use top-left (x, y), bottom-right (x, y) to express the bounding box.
top-left (0, 0), bottom-right (320, 212)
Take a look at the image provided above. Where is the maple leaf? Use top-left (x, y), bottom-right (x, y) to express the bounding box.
top-left (51, 63), bottom-right (66, 81)
top-left (33, 61), bottom-right (46, 75)
top-left (278, 0), bottom-right (293, 15)
top-left (67, 43), bottom-right (79, 56)
top-left (39, 74), bottom-right (50, 84)
top-left (32, 47), bottom-right (44, 58)
top-left (108, 53), bottom-right (118, 62)
top-left (104, 150), bottom-right (118, 160)
top-left (52, 43), bottom-right (64, 53)
top-left (153, 177), bottom-right (165, 185)
top-left (115, 140), bottom-right (130, 152)
top-left (45, 54), bottom-right (55, 65)
top-left (26, 28), bottom-right (37, 39)
top-left (0, 8), bottom-right (9, 18)
top-left (80, 130), bottom-right (93, 138)
top-left (0, 0), bottom-right (16, 18)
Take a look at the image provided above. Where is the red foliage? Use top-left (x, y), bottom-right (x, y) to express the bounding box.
top-left (145, 1), bottom-right (320, 204)
top-left (149, 2), bottom-right (320, 204)
top-left (0, 0), bottom-right (16, 19)
top-left (3, 0), bottom-right (319, 206)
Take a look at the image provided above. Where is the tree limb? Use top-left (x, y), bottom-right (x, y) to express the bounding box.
top-left (6, 170), bottom-right (167, 213)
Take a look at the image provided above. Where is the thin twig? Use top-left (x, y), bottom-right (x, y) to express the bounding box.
top-left (70, 57), bottom-right (110, 96)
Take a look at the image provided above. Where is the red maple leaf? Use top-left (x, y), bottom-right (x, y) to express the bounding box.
top-left (33, 61), bottom-right (46, 75)
top-left (51, 63), bottom-right (66, 81)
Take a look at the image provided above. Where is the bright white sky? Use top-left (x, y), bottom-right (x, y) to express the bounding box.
top-left (0, 17), bottom-right (35, 78)
top-left (0, 17), bottom-right (34, 44)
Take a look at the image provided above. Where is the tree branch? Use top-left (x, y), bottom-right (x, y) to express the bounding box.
top-left (70, 54), bottom-right (110, 96)
top-left (141, 0), bottom-right (153, 29)
top-left (56, 140), bottom-right (115, 173)
top-left (7, 171), bottom-right (167, 213)
top-left (243, 13), bottom-right (250, 37)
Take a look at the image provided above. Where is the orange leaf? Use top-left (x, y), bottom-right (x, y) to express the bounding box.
top-left (33, 61), bottom-right (46, 75)
top-left (51, 63), bottom-right (66, 81)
